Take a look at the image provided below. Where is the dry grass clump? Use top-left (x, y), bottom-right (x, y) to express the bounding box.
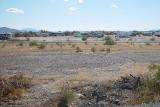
top-left (0, 74), bottom-right (32, 98)
top-left (58, 83), bottom-right (75, 107)
top-left (104, 36), bottom-right (115, 45)
top-left (38, 43), bottom-right (46, 49)
top-left (17, 42), bottom-right (24, 47)
top-left (71, 44), bottom-right (76, 48)
top-left (1, 43), bottom-right (6, 48)
top-left (141, 64), bottom-right (160, 94)
top-left (146, 42), bottom-right (151, 46)
top-left (106, 48), bottom-right (111, 53)
top-left (91, 47), bottom-right (96, 52)
top-left (127, 64), bottom-right (160, 105)
top-left (150, 38), bottom-right (155, 41)
top-left (29, 41), bottom-right (38, 46)
top-left (75, 46), bottom-right (82, 53)
top-left (44, 82), bottom-right (75, 107)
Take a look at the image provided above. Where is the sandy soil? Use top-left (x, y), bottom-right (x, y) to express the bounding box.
top-left (0, 41), bottom-right (160, 53)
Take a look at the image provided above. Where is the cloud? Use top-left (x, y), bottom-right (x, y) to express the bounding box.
top-left (111, 4), bottom-right (118, 8)
top-left (78, 0), bottom-right (84, 4)
top-left (68, 7), bottom-right (78, 11)
top-left (6, 8), bottom-right (24, 14)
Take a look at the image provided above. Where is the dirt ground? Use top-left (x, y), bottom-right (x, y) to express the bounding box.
top-left (0, 41), bottom-right (160, 106)
top-left (0, 41), bottom-right (160, 53)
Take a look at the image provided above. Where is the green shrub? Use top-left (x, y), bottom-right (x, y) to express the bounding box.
top-left (29, 41), bottom-right (38, 46)
top-left (140, 64), bottom-right (160, 99)
top-left (129, 64), bottom-right (160, 105)
top-left (104, 37), bottom-right (115, 45)
top-left (82, 36), bottom-right (87, 41)
top-left (58, 83), bottom-right (75, 107)
top-left (38, 43), bottom-right (46, 49)
top-left (18, 42), bottom-right (24, 47)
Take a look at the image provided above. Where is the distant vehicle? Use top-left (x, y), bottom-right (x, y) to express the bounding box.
top-left (0, 33), bottom-right (13, 40)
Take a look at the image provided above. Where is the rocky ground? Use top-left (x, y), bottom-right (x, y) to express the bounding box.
top-left (0, 52), bottom-right (160, 107)
top-left (0, 52), bottom-right (160, 75)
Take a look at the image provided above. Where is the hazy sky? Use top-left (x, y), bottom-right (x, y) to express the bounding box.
top-left (0, 0), bottom-right (160, 31)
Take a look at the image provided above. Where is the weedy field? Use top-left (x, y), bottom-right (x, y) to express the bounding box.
top-left (0, 41), bottom-right (160, 53)
top-left (0, 40), bottom-right (160, 107)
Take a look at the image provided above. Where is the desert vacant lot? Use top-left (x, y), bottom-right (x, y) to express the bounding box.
top-left (0, 41), bottom-right (160, 107)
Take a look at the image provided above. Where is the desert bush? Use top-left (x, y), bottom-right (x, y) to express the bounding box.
top-left (26, 37), bottom-right (30, 41)
top-left (126, 64), bottom-right (160, 105)
top-left (138, 64), bottom-right (160, 103)
top-left (148, 64), bottom-right (159, 71)
top-left (0, 74), bottom-right (31, 97)
top-left (67, 39), bottom-right (71, 46)
top-left (104, 37), bottom-right (115, 45)
top-left (84, 41), bottom-right (88, 45)
top-left (145, 42), bottom-right (151, 46)
top-left (150, 38), bottom-right (155, 41)
top-left (81, 36), bottom-right (87, 41)
top-left (17, 42), bottom-right (24, 47)
top-left (58, 83), bottom-right (75, 107)
top-left (38, 43), bottom-right (46, 49)
top-left (29, 41), bottom-right (38, 46)
top-left (91, 47), bottom-right (96, 52)
top-left (106, 48), bottom-right (111, 53)
top-left (71, 44), bottom-right (76, 48)
top-left (1, 43), bottom-right (6, 48)
top-left (56, 42), bottom-right (60, 46)
top-left (75, 47), bottom-right (82, 53)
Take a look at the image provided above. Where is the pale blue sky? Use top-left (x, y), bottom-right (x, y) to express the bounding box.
top-left (0, 0), bottom-right (160, 31)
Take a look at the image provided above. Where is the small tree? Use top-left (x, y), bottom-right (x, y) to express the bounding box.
top-left (104, 37), bottom-right (115, 45)
top-left (82, 36), bottom-right (87, 41)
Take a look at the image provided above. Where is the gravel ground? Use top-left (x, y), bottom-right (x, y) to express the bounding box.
top-left (0, 52), bottom-right (160, 107)
top-left (0, 52), bottom-right (160, 75)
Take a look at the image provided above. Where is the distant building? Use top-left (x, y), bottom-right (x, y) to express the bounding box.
top-left (49, 32), bottom-right (65, 36)
top-left (116, 31), bottom-right (131, 38)
top-left (154, 32), bottom-right (160, 37)
top-left (0, 33), bottom-right (13, 40)
top-left (74, 31), bottom-right (104, 38)
top-left (37, 32), bottom-right (49, 37)
top-left (89, 32), bottom-right (104, 38)
top-left (73, 32), bottom-right (82, 37)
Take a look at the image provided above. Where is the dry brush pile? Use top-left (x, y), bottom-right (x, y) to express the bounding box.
top-left (0, 74), bottom-right (32, 105)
